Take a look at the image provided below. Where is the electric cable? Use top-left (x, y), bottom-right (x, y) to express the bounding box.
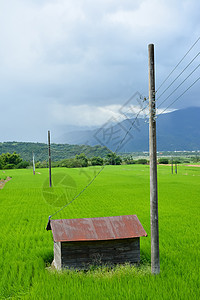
top-left (156, 36), bottom-right (200, 93)
top-left (157, 75), bottom-right (200, 117)
top-left (157, 51), bottom-right (200, 101)
top-left (157, 63), bottom-right (200, 109)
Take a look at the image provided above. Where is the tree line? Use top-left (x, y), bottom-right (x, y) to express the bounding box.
top-left (0, 152), bottom-right (148, 170)
top-left (0, 152), bottom-right (122, 169)
top-left (36, 152), bottom-right (123, 168)
top-left (2, 151), bottom-right (196, 170)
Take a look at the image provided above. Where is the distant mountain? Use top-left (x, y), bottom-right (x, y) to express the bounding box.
top-left (56, 107), bottom-right (200, 152)
top-left (156, 107), bottom-right (200, 151)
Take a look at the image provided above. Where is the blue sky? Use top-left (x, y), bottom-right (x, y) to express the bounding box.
top-left (0, 0), bottom-right (199, 142)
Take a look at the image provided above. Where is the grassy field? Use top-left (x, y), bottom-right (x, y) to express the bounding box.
top-left (0, 164), bottom-right (199, 299)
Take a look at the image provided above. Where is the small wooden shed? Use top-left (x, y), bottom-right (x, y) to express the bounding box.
top-left (49, 215), bottom-right (147, 269)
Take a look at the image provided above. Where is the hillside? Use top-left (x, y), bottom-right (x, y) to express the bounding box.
top-left (0, 142), bottom-right (110, 162)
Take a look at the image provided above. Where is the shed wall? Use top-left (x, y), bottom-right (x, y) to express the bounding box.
top-left (54, 241), bottom-right (61, 270)
top-left (60, 238), bottom-right (140, 269)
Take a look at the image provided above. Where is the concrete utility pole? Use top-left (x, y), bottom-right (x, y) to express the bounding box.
top-left (33, 152), bottom-right (35, 175)
top-left (48, 130), bottom-right (52, 187)
top-left (148, 44), bottom-right (160, 275)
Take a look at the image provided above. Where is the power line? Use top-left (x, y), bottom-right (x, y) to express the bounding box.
top-left (156, 36), bottom-right (200, 93)
top-left (157, 51), bottom-right (200, 101)
top-left (157, 75), bottom-right (200, 117)
top-left (157, 63), bottom-right (200, 109)
top-left (115, 102), bottom-right (149, 153)
top-left (47, 164), bottom-right (105, 221)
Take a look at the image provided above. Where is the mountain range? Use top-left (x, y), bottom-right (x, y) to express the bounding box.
top-left (56, 107), bottom-right (200, 152)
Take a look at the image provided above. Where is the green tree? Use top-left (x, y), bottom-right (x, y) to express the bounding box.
top-left (3, 163), bottom-right (15, 169)
top-left (0, 157), bottom-right (3, 169)
top-left (75, 153), bottom-right (88, 167)
top-left (91, 156), bottom-right (104, 166)
top-left (158, 158), bottom-right (169, 164)
top-left (0, 152), bottom-right (22, 169)
top-left (123, 156), bottom-right (136, 165)
top-left (16, 161), bottom-right (30, 169)
top-left (136, 159), bottom-right (148, 165)
top-left (106, 152), bottom-right (122, 165)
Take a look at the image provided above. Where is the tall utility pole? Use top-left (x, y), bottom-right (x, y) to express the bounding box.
top-left (171, 158), bottom-right (173, 174)
top-left (148, 44), bottom-right (160, 275)
top-left (48, 130), bottom-right (52, 187)
top-left (33, 152), bottom-right (35, 175)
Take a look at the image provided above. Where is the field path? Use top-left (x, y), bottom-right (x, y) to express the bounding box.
top-left (187, 164), bottom-right (200, 167)
top-left (0, 177), bottom-right (12, 189)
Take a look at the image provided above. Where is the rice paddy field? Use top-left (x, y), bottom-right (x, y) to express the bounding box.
top-left (0, 164), bottom-right (199, 299)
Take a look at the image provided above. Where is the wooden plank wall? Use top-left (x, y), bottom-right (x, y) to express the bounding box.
top-left (60, 238), bottom-right (140, 269)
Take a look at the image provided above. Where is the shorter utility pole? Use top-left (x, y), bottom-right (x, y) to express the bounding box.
top-left (171, 158), bottom-right (173, 174)
top-left (148, 43), bottom-right (160, 275)
top-left (175, 162), bottom-right (177, 174)
top-left (33, 152), bottom-right (35, 175)
top-left (48, 130), bottom-right (52, 187)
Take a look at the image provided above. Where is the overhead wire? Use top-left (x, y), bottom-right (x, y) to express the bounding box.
top-left (157, 63), bottom-right (200, 109)
top-left (48, 164), bottom-right (105, 221)
top-left (156, 36), bottom-right (200, 93)
top-left (157, 51), bottom-right (200, 101)
top-left (157, 75), bottom-right (200, 117)
top-left (115, 102), bottom-right (149, 153)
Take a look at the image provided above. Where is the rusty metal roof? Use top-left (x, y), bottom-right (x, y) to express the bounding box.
top-left (50, 215), bottom-right (147, 242)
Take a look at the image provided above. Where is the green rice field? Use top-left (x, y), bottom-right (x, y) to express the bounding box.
top-left (0, 164), bottom-right (199, 299)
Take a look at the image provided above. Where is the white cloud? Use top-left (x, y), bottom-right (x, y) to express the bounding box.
top-left (50, 103), bottom-right (123, 126)
top-left (49, 102), bottom-right (175, 127)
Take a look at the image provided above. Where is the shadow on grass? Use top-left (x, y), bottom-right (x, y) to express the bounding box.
top-left (140, 250), bottom-right (151, 265)
top-left (42, 250), bottom-right (54, 266)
